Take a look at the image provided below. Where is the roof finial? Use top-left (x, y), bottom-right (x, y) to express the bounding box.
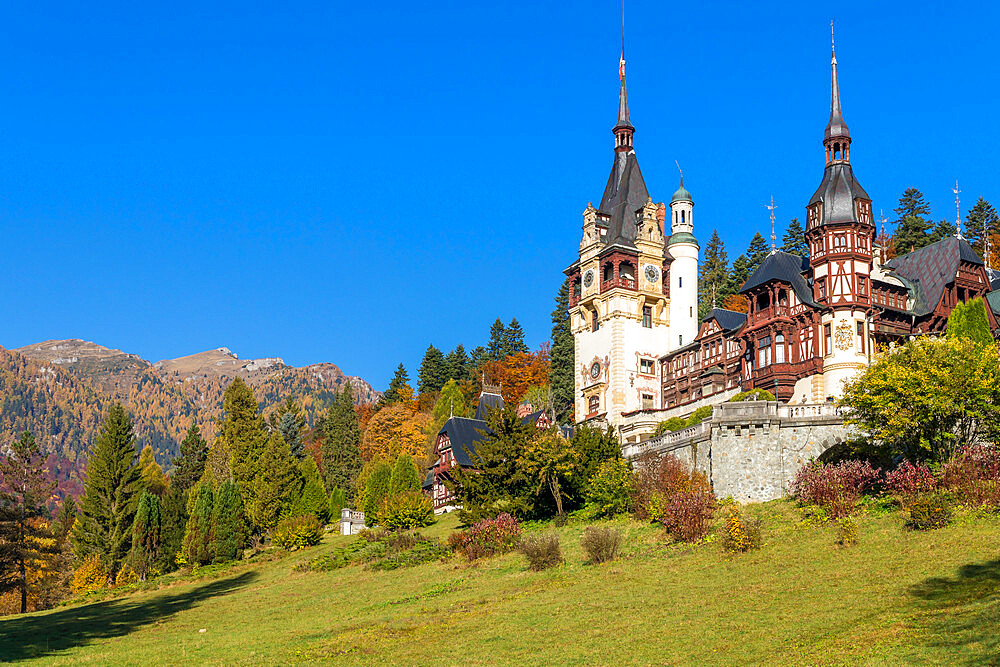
top-left (613, 0), bottom-right (633, 148)
top-left (767, 195), bottom-right (778, 254)
top-left (986, 218), bottom-right (993, 272)
top-left (712, 284), bottom-right (717, 309)
top-left (831, 20), bottom-right (836, 63)
top-left (825, 20), bottom-right (849, 147)
top-left (953, 180), bottom-right (964, 239)
top-left (675, 159), bottom-right (683, 187)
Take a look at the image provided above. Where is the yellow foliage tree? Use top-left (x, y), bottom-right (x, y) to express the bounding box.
top-left (361, 403), bottom-right (430, 463)
top-left (139, 444), bottom-right (168, 497)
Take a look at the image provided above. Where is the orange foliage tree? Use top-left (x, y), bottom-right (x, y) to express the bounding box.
top-left (361, 403), bottom-right (430, 463)
top-left (721, 294), bottom-right (749, 314)
top-left (480, 345), bottom-right (551, 406)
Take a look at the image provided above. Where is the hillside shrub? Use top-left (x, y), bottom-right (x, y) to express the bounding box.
top-left (728, 389), bottom-right (776, 402)
top-left (885, 461), bottom-right (936, 505)
top-left (519, 532), bottom-right (563, 571)
top-left (661, 490), bottom-right (716, 542)
top-left (791, 460), bottom-right (882, 518)
top-left (632, 452), bottom-right (712, 521)
top-left (941, 445), bottom-right (1000, 509)
top-left (379, 491), bottom-right (435, 530)
top-left (585, 459), bottom-right (634, 517)
top-left (905, 495), bottom-right (953, 531)
top-left (580, 525), bottom-right (621, 563)
top-left (449, 513), bottom-right (521, 561)
top-left (273, 515), bottom-right (323, 550)
top-left (721, 505), bottom-right (761, 553)
top-left (370, 539), bottom-right (450, 571)
top-left (836, 517), bottom-right (858, 546)
top-left (71, 556), bottom-right (109, 594)
top-left (114, 567), bottom-right (140, 587)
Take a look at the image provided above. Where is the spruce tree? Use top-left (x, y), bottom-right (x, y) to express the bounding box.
top-left (139, 444), bottom-right (168, 498)
top-left (328, 488), bottom-right (347, 521)
top-left (928, 219), bottom-right (956, 245)
top-left (433, 380), bottom-right (468, 422)
top-left (157, 487), bottom-right (186, 572)
top-left (378, 364), bottom-right (410, 407)
top-left (128, 491), bottom-right (161, 580)
top-left (893, 187), bottom-right (933, 252)
top-left (549, 279), bottom-right (574, 422)
top-left (247, 432), bottom-right (300, 532)
top-left (726, 254), bottom-right (752, 297)
top-left (292, 456), bottom-right (329, 522)
top-left (699, 229), bottom-right (729, 319)
top-left (389, 455), bottom-right (421, 496)
top-left (503, 319), bottom-right (529, 356)
top-left (947, 297), bottom-right (994, 347)
top-left (172, 425), bottom-right (207, 496)
top-left (486, 318), bottom-right (506, 360)
top-left (746, 232), bottom-right (770, 276)
top-left (71, 404), bottom-right (143, 583)
top-left (363, 462), bottom-right (393, 521)
top-left (469, 346), bottom-right (488, 371)
top-left (182, 484), bottom-right (214, 565)
top-left (53, 496), bottom-right (78, 540)
top-left (219, 378), bottom-right (267, 492)
top-left (210, 481), bottom-right (245, 563)
top-left (322, 384), bottom-right (363, 495)
top-left (443, 344), bottom-right (471, 383)
top-left (417, 345), bottom-right (447, 395)
top-left (277, 411), bottom-right (306, 460)
top-left (781, 218), bottom-right (809, 257)
top-left (0, 432), bottom-right (56, 613)
top-left (965, 197), bottom-right (999, 257)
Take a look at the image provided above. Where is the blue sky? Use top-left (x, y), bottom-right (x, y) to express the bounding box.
top-left (1, 1), bottom-right (998, 390)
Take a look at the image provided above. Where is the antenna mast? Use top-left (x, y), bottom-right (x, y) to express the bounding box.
top-left (767, 195), bottom-right (778, 254)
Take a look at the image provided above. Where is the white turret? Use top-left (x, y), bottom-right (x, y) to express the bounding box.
top-left (667, 177), bottom-right (699, 349)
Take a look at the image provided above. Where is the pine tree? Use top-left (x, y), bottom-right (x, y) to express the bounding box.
top-left (965, 197), bottom-right (999, 257)
top-left (292, 456), bottom-right (329, 522)
top-left (928, 219), bottom-right (956, 245)
top-left (550, 279), bottom-right (574, 423)
top-left (0, 431), bottom-right (57, 613)
top-left (172, 425), bottom-right (207, 496)
top-left (247, 432), bottom-right (300, 532)
top-left (699, 230), bottom-right (729, 319)
top-left (433, 380), bottom-right (468, 422)
top-left (182, 484), bottom-right (214, 566)
top-left (210, 481), bottom-right (245, 563)
top-left (322, 384), bottom-right (363, 495)
top-left (487, 318), bottom-right (506, 360)
top-left (53, 496), bottom-right (78, 541)
top-left (746, 232), bottom-right (770, 276)
top-left (893, 187), bottom-right (933, 252)
top-left (138, 444), bottom-right (168, 498)
top-left (443, 344), bottom-right (471, 383)
top-left (503, 319), bottom-right (529, 356)
top-left (71, 404), bottom-right (143, 583)
top-left (389, 455), bottom-right (421, 496)
top-left (417, 344), bottom-right (447, 395)
top-left (726, 254), bottom-right (752, 297)
top-left (363, 462), bottom-right (393, 521)
top-left (469, 346), bottom-right (488, 371)
top-left (378, 364), bottom-right (410, 407)
top-left (128, 492), bottom-right (161, 580)
top-left (278, 411), bottom-right (306, 460)
top-left (328, 488), bottom-right (347, 521)
top-left (781, 218), bottom-right (809, 257)
top-left (219, 378), bottom-right (267, 492)
top-left (157, 487), bottom-right (186, 572)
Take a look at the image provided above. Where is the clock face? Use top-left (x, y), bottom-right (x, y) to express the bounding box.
top-left (590, 362), bottom-right (601, 379)
top-left (645, 265), bottom-right (660, 283)
top-left (583, 270), bottom-right (594, 288)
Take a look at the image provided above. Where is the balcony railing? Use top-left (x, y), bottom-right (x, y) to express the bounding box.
top-left (601, 276), bottom-right (637, 292)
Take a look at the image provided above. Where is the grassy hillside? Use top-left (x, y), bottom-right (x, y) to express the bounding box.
top-left (3, 502), bottom-right (999, 665)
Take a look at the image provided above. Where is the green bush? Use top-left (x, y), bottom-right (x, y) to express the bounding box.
top-left (379, 491), bottom-right (435, 530)
top-left (519, 532), bottom-right (563, 571)
top-left (273, 514), bottom-right (323, 550)
top-left (728, 389), bottom-right (776, 402)
top-left (654, 417), bottom-right (687, 436)
top-left (369, 540), bottom-right (450, 571)
top-left (580, 525), bottom-right (621, 563)
top-left (905, 495), bottom-right (953, 531)
top-left (685, 406), bottom-right (714, 428)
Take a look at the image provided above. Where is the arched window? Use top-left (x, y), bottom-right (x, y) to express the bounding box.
top-left (775, 333), bottom-right (786, 363)
top-left (588, 395), bottom-right (600, 416)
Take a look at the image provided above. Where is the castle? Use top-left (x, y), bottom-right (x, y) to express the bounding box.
top-left (565, 38), bottom-right (1000, 447)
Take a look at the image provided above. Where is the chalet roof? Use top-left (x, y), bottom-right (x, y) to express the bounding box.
top-left (886, 236), bottom-right (983, 316)
top-left (422, 471), bottom-right (433, 489)
top-left (598, 150), bottom-right (649, 249)
top-left (985, 290), bottom-right (1000, 320)
top-left (740, 251), bottom-right (818, 307)
top-left (474, 391), bottom-right (504, 420)
top-left (520, 410), bottom-right (545, 426)
top-left (437, 416), bottom-right (492, 467)
top-left (807, 163), bottom-right (870, 225)
top-left (703, 308), bottom-right (747, 332)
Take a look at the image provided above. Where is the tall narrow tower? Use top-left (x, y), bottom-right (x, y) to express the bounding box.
top-left (803, 30), bottom-right (876, 398)
top-left (667, 174), bottom-right (699, 348)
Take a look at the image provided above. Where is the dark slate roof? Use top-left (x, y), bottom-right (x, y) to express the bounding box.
top-left (987, 268), bottom-right (1000, 291)
top-left (422, 471), bottom-right (433, 489)
top-left (520, 410), bottom-right (545, 426)
top-left (437, 417), bottom-right (492, 467)
top-left (808, 162), bottom-right (870, 225)
top-left (886, 236), bottom-right (984, 316)
top-left (598, 150), bottom-right (649, 248)
top-left (740, 251), bottom-right (818, 307)
top-left (474, 391), bottom-right (504, 421)
top-left (703, 308), bottom-right (747, 332)
top-left (985, 290), bottom-right (1000, 319)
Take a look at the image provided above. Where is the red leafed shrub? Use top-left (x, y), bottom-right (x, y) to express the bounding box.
top-left (661, 490), bottom-right (716, 542)
top-left (885, 461), bottom-right (936, 505)
top-left (791, 460), bottom-right (882, 518)
top-left (632, 451), bottom-right (712, 521)
top-left (449, 513), bottom-right (521, 561)
top-left (941, 445), bottom-right (1000, 508)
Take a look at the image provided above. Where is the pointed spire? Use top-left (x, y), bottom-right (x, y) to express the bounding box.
top-left (613, 0), bottom-right (634, 151)
top-left (953, 180), bottom-right (964, 239)
top-left (767, 196), bottom-right (778, 254)
top-left (825, 21), bottom-right (850, 145)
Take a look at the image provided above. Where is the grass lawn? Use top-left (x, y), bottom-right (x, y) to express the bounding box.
top-left (2, 502), bottom-right (999, 665)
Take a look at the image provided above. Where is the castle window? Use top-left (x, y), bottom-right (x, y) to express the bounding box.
top-left (834, 234), bottom-right (847, 249)
top-left (858, 275), bottom-right (868, 296)
top-left (857, 321), bottom-right (865, 354)
top-left (818, 279), bottom-right (827, 301)
top-left (679, 276), bottom-right (683, 288)
top-left (640, 358), bottom-right (654, 374)
top-left (824, 324), bottom-right (832, 356)
top-left (592, 311), bottom-right (599, 332)
top-left (588, 395), bottom-right (600, 416)
top-left (642, 305), bottom-right (652, 328)
top-left (757, 336), bottom-right (772, 368)
top-left (642, 393), bottom-right (654, 409)
top-left (679, 335), bottom-right (683, 346)
top-left (775, 333), bottom-right (786, 363)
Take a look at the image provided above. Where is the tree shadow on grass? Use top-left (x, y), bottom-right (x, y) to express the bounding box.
top-left (907, 559), bottom-right (1000, 664)
top-left (0, 571), bottom-right (258, 662)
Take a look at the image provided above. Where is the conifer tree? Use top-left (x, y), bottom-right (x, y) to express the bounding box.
top-left (443, 344), bottom-right (471, 383)
top-left (172, 425), bottom-right (207, 496)
top-left (781, 218), bottom-right (809, 257)
top-left (378, 364), bottom-right (410, 407)
top-left (247, 432), bottom-right (300, 532)
top-left (947, 298), bottom-right (994, 347)
top-left (322, 384), bottom-right (363, 495)
top-left (157, 487), bottom-right (186, 572)
top-left (182, 484), bottom-right (214, 566)
top-left (726, 254), bottom-right (752, 297)
top-left (219, 378), bottom-right (267, 492)
top-left (417, 344), bottom-right (447, 395)
top-left (965, 197), bottom-right (999, 257)
top-left (53, 496), bottom-right (78, 540)
top-left (503, 319), bottom-right (529, 356)
top-left (0, 431), bottom-right (56, 613)
top-left (699, 230), bottom-right (729, 319)
top-left (277, 411), bottom-right (306, 461)
top-left (292, 456), bottom-right (329, 522)
top-left (487, 318), bottom-right (506, 360)
top-left (469, 346), bottom-right (488, 371)
top-left (389, 455), bottom-right (421, 496)
top-left (549, 279), bottom-right (575, 422)
top-left (71, 404), bottom-right (143, 583)
top-left (433, 380), bottom-right (468, 422)
top-left (928, 219), bottom-right (956, 245)
top-left (128, 491), bottom-right (161, 580)
top-left (363, 462), bottom-right (393, 521)
top-left (138, 444), bottom-right (168, 498)
top-left (893, 187), bottom-right (933, 252)
top-left (328, 488), bottom-right (347, 521)
top-left (210, 481), bottom-right (245, 563)
top-left (746, 232), bottom-right (770, 276)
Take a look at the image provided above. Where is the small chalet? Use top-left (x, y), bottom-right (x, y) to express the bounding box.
top-left (423, 386), bottom-right (552, 513)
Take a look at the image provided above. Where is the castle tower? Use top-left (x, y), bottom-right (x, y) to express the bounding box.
top-left (564, 45), bottom-right (673, 431)
top-left (803, 31), bottom-right (876, 398)
top-left (667, 176), bottom-right (699, 348)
